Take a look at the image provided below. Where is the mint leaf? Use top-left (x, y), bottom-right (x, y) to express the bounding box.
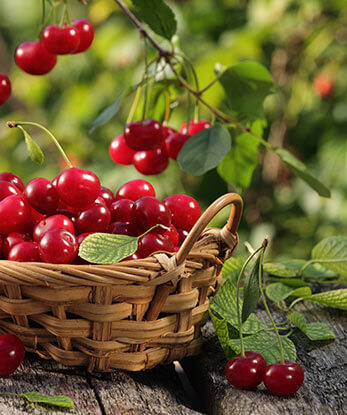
top-left (89, 94), bottom-right (122, 133)
top-left (306, 289), bottom-right (347, 310)
top-left (178, 124), bottom-right (231, 176)
top-left (312, 236), bottom-right (347, 277)
top-left (20, 392), bottom-right (74, 409)
top-left (289, 312), bottom-right (335, 341)
top-left (266, 283), bottom-right (311, 302)
top-left (209, 309), bottom-right (233, 358)
top-left (241, 256), bottom-right (261, 323)
top-left (132, 0), bottom-right (177, 40)
top-left (20, 127), bottom-right (44, 164)
top-left (264, 260), bottom-right (302, 277)
top-left (274, 147), bottom-right (330, 198)
top-left (222, 256), bottom-right (243, 284)
top-left (229, 331), bottom-right (296, 365)
top-left (267, 278), bottom-right (309, 288)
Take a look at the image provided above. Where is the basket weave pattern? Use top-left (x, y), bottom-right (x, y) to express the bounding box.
top-left (0, 193), bottom-right (242, 372)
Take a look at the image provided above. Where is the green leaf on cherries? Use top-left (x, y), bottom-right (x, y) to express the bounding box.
top-left (305, 288), bottom-right (347, 310)
top-left (89, 94), bottom-right (122, 133)
top-left (274, 147), bottom-right (331, 198)
top-left (266, 282), bottom-right (311, 303)
top-left (178, 124), bottom-right (231, 176)
top-left (20, 127), bottom-right (44, 164)
top-left (132, 0), bottom-right (177, 40)
top-left (228, 331), bottom-right (297, 365)
top-left (289, 311), bottom-right (335, 341)
top-left (311, 236), bottom-right (347, 278)
top-left (19, 392), bottom-right (74, 409)
top-left (241, 256), bottom-right (261, 323)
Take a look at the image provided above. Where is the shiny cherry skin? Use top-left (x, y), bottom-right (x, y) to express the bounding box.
top-left (75, 204), bottom-right (111, 234)
top-left (137, 234), bottom-right (174, 258)
top-left (115, 179), bottom-right (155, 201)
top-left (109, 135), bottom-right (135, 165)
top-left (122, 252), bottom-right (141, 261)
top-left (107, 221), bottom-right (138, 236)
top-left (39, 228), bottom-right (78, 264)
top-left (162, 126), bottom-right (177, 139)
top-left (3, 232), bottom-right (32, 258)
top-left (24, 177), bottom-right (59, 215)
top-left (132, 196), bottom-right (171, 234)
top-left (0, 74), bottom-right (11, 105)
top-left (179, 120), bottom-right (211, 135)
top-left (264, 360), bottom-right (304, 396)
top-left (109, 199), bottom-right (134, 222)
top-left (124, 120), bottom-right (163, 151)
top-left (8, 241), bottom-right (40, 262)
top-left (165, 132), bottom-right (191, 160)
top-left (56, 168), bottom-right (101, 209)
top-left (176, 228), bottom-right (189, 246)
top-left (33, 214), bottom-right (75, 242)
top-left (0, 180), bottom-right (22, 201)
top-left (163, 224), bottom-right (179, 246)
top-left (0, 334), bottom-right (25, 376)
top-left (42, 24), bottom-right (80, 54)
top-left (225, 351), bottom-right (266, 389)
top-left (163, 194), bottom-right (201, 231)
top-left (72, 19), bottom-right (94, 53)
top-left (133, 146), bottom-right (169, 175)
top-left (0, 195), bottom-right (31, 234)
top-left (15, 41), bottom-right (57, 75)
top-left (0, 173), bottom-right (24, 192)
top-left (99, 186), bottom-right (114, 207)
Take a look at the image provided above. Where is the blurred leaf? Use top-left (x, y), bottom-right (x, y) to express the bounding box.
top-left (178, 124), bottom-right (231, 176)
top-left (89, 94), bottom-right (122, 133)
top-left (312, 236), bottom-right (347, 277)
top-left (267, 278), bottom-right (309, 288)
top-left (289, 312), bottom-right (335, 341)
top-left (264, 260), bottom-right (337, 279)
top-left (274, 148), bottom-right (331, 198)
top-left (266, 283), bottom-right (311, 302)
top-left (306, 289), bottom-right (347, 310)
top-left (132, 0), bottom-right (177, 40)
top-left (19, 127), bottom-right (44, 165)
top-left (241, 257), bottom-right (261, 323)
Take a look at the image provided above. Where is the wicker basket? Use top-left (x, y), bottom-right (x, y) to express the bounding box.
top-left (0, 193), bottom-right (242, 372)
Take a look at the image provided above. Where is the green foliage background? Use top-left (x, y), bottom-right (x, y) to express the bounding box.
top-left (0, 0), bottom-right (346, 259)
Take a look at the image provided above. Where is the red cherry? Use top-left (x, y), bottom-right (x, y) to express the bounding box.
top-left (162, 126), bottom-right (178, 139)
top-left (176, 227), bottom-right (189, 246)
top-left (179, 120), bottom-right (211, 135)
top-left (8, 241), bottom-right (40, 262)
top-left (109, 135), bottom-right (135, 165)
top-left (115, 179), bottom-right (155, 201)
top-left (165, 132), bottom-right (191, 160)
top-left (3, 232), bottom-right (32, 259)
top-left (0, 74), bottom-right (11, 105)
top-left (15, 41), bottom-right (57, 75)
top-left (137, 234), bottom-right (174, 258)
top-left (163, 194), bottom-right (201, 231)
top-left (122, 252), bottom-right (140, 261)
top-left (71, 19), bottom-right (94, 53)
top-left (75, 204), bottom-right (111, 234)
top-left (39, 228), bottom-right (78, 264)
top-left (109, 199), bottom-right (134, 222)
top-left (314, 75), bottom-right (333, 99)
top-left (163, 224), bottom-right (179, 246)
top-left (33, 214), bottom-right (75, 242)
top-left (132, 197), bottom-right (171, 234)
top-left (0, 180), bottom-right (22, 201)
top-left (0, 173), bottom-right (24, 192)
top-left (133, 146), bottom-right (169, 175)
top-left (0, 195), bottom-right (31, 234)
top-left (24, 177), bottom-right (59, 215)
top-left (264, 361), bottom-right (304, 396)
top-left (99, 186), bottom-right (114, 207)
top-left (124, 120), bottom-right (163, 151)
top-left (225, 351), bottom-right (266, 389)
top-left (0, 334), bottom-right (25, 376)
top-left (42, 24), bottom-right (80, 54)
top-left (107, 221), bottom-right (138, 236)
top-left (75, 232), bottom-right (94, 264)
top-left (56, 168), bottom-right (101, 209)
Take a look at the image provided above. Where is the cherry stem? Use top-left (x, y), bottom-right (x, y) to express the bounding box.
top-left (164, 90), bottom-right (171, 124)
top-left (126, 86), bottom-right (142, 124)
top-left (235, 244), bottom-right (264, 358)
top-left (7, 121), bottom-right (73, 169)
top-left (258, 239), bottom-right (285, 364)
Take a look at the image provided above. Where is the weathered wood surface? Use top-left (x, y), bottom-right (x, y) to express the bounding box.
top-left (183, 303), bottom-right (347, 415)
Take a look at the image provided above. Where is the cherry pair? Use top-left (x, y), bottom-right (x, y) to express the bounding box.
top-left (109, 119), bottom-right (211, 175)
top-left (225, 351), bottom-right (304, 396)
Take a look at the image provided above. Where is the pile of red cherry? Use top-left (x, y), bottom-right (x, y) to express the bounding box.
top-left (0, 170), bottom-right (201, 264)
top-left (109, 119), bottom-right (211, 175)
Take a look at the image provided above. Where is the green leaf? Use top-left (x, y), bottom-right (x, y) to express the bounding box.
top-left (289, 312), bottom-right (335, 341)
top-left (312, 236), bottom-right (347, 277)
top-left (306, 289), bottom-right (347, 310)
top-left (79, 232), bottom-right (138, 264)
top-left (89, 94), bottom-right (122, 133)
top-left (210, 279), bottom-right (266, 334)
top-left (222, 256), bottom-right (243, 284)
top-left (229, 331), bottom-right (297, 365)
top-left (217, 62), bottom-right (273, 120)
top-left (132, 0), bottom-right (177, 40)
top-left (268, 278), bottom-right (309, 288)
top-left (266, 283), bottom-right (311, 302)
top-left (241, 257), bottom-right (261, 323)
top-left (21, 127), bottom-right (44, 164)
top-left (274, 147), bottom-right (330, 198)
top-left (178, 124), bottom-right (231, 176)
top-left (209, 309), bottom-right (233, 358)
top-left (20, 392), bottom-right (74, 409)
top-left (264, 259), bottom-right (337, 278)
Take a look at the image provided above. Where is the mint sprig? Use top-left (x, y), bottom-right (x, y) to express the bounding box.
top-left (0, 391), bottom-right (74, 409)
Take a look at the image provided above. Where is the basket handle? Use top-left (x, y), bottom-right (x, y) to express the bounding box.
top-left (176, 193), bottom-right (243, 266)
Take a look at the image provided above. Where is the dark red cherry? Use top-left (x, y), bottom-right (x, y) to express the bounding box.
top-left (131, 196), bottom-right (171, 234)
top-left (137, 234), bottom-right (174, 258)
top-left (109, 199), bottom-right (134, 222)
top-left (225, 351), bottom-right (266, 389)
top-left (39, 228), bottom-right (78, 264)
top-left (0, 334), bottom-right (25, 376)
top-left (264, 361), bottom-right (304, 396)
top-left (162, 126), bottom-right (178, 139)
top-left (165, 133), bottom-right (191, 160)
top-left (0, 195), bottom-right (31, 234)
top-left (75, 204), bottom-right (111, 234)
top-left (107, 221), bottom-right (138, 236)
top-left (15, 41), bottom-right (57, 75)
top-left (163, 224), bottom-right (179, 246)
top-left (24, 177), bottom-right (59, 215)
top-left (133, 146), bottom-right (169, 175)
top-left (8, 241), bottom-right (40, 262)
top-left (164, 194), bottom-right (201, 231)
top-left (42, 24), bottom-right (80, 54)
top-left (179, 120), bottom-right (211, 135)
top-left (176, 227), bottom-right (189, 245)
top-left (71, 19), bottom-right (94, 53)
top-left (3, 232), bottom-right (32, 259)
top-left (124, 120), bottom-right (163, 151)
top-left (56, 168), bottom-right (101, 209)
top-left (109, 135), bottom-right (135, 165)
top-left (115, 179), bottom-right (155, 201)
top-left (75, 232), bottom-right (94, 264)
top-left (33, 214), bottom-right (74, 242)
top-left (0, 180), bottom-right (22, 201)
top-left (122, 252), bottom-right (141, 261)
top-left (0, 173), bottom-right (24, 192)
top-left (99, 186), bottom-right (114, 207)
top-left (0, 74), bottom-right (11, 105)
